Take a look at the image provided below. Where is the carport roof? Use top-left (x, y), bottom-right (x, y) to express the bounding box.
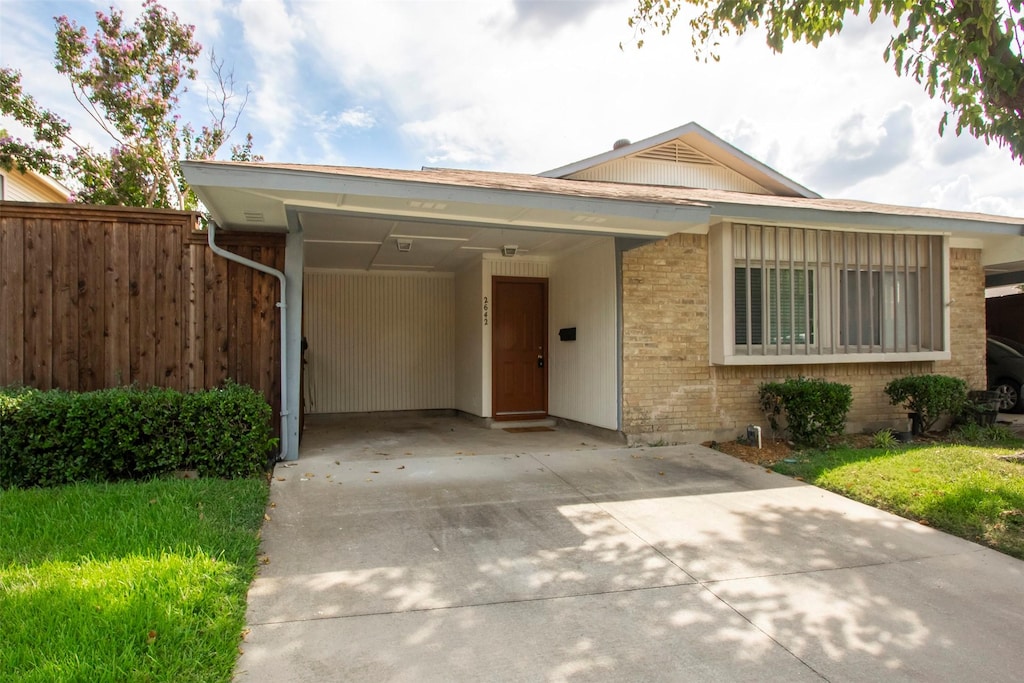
top-left (180, 161), bottom-right (713, 239)
top-left (181, 160), bottom-right (1024, 280)
top-left (183, 160), bottom-right (1023, 234)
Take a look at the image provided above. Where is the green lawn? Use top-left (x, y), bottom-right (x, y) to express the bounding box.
top-left (773, 441), bottom-right (1024, 560)
top-left (0, 478), bottom-right (268, 682)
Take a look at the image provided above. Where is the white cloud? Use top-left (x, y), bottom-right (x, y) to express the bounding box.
top-left (234, 0), bottom-right (304, 158)
top-left (336, 107), bottom-right (377, 130)
top-left (806, 105), bottom-right (915, 192)
top-left (927, 175), bottom-right (1018, 216)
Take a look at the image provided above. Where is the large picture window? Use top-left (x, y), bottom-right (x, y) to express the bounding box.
top-left (730, 225), bottom-right (944, 357)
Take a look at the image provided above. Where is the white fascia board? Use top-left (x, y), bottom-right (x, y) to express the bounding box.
top-left (181, 161), bottom-right (712, 231)
top-left (709, 202), bottom-right (1024, 237)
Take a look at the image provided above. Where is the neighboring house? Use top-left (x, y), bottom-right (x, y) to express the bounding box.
top-left (181, 122), bottom-right (1024, 460)
top-left (0, 167), bottom-right (71, 203)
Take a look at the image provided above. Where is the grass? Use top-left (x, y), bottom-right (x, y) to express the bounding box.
top-left (773, 439), bottom-right (1024, 560)
top-left (0, 477), bottom-right (268, 682)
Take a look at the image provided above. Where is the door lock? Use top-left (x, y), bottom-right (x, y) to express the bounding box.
top-left (537, 355), bottom-right (544, 368)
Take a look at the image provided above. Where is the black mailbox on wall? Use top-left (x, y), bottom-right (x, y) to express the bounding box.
top-left (558, 327), bottom-right (576, 341)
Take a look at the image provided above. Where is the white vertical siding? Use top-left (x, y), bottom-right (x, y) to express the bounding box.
top-left (487, 259), bottom-right (550, 278)
top-left (454, 262), bottom-right (484, 416)
top-left (304, 270), bottom-right (454, 413)
top-left (568, 158), bottom-right (770, 195)
top-left (548, 240), bottom-right (619, 429)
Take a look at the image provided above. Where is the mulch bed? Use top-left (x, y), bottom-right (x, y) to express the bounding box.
top-left (703, 433), bottom-right (877, 467)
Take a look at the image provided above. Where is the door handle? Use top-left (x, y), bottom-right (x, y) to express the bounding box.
top-left (537, 355), bottom-right (544, 369)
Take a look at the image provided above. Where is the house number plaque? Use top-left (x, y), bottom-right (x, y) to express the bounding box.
top-left (482, 296), bottom-right (489, 326)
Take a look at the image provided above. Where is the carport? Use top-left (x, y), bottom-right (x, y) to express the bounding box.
top-left (182, 162), bottom-right (710, 461)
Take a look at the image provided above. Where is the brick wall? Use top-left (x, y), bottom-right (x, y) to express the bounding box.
top-left (936, 247), bottom-right (987, 389)
top-left (621, 236), bottom-right (986, 443)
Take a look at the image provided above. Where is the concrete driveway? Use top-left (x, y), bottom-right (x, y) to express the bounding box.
top-left (235, 416), bottom-right (1024, 682)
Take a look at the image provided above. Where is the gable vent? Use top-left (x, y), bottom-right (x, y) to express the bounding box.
top-left (635, 141), bottom-right (715, 165)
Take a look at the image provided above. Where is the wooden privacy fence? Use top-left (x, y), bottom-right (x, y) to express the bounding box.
top-left (986, 293), bottom-right (1024, 342)
top-left (0, 202), bottom-right (284, 431)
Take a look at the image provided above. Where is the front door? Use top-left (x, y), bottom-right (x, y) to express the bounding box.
top-left (492, 277), bottom-right (547, 420)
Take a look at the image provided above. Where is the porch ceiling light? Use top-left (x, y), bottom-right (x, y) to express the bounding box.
top-left (501, 245), bottom-right (518, 257)
top-left (396, 238), bottom-right (413, 252)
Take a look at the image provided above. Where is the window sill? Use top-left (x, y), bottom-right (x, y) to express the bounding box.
top-left (712, 350), bottom-right (950, 366)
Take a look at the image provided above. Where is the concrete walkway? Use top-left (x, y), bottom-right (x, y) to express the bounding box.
top-left (235, 417), bottom-right (1024, 682)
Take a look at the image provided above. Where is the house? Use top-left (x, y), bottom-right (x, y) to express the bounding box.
top-left (181, 123), bottom-right (1024, 461)
top-left (0, 167), bottom-right (71, 203)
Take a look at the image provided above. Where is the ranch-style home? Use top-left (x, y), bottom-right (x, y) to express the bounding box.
top-left (181, 122), bottom-right (1024, 461)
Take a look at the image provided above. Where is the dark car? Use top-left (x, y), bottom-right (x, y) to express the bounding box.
top-left (987, 336), bottom-right (1024, 413)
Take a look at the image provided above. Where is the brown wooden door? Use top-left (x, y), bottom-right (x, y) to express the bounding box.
top-left (492, 278), bottom-right (547, 420)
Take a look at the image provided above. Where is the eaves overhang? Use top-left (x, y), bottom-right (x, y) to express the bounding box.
top-left (707, 201), bottom-right (1024, 237)
top-left (181, 161), bottom-right (712, 238)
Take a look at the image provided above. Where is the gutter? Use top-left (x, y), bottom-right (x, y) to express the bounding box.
top-left (207, 221), bottom-right (289, 462)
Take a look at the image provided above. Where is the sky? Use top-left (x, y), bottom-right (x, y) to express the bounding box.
top-left (1, 0), bottom-right (1023, 218)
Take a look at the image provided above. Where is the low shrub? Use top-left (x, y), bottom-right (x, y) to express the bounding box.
top-left (883, 374), bottom-right (968, 434)
top-left (758, 377), bottom-right (853, 447)
top-left (950, 422), bottom-right (1018, 446)
top-left (0, 383), bottom-right (275, 488)
top-left (872, 428), bottom-right (899, 450)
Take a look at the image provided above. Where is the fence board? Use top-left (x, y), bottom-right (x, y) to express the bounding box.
top-left (78, 221), bottom-right (105, 389)
top-left (52, 219), bottom-right (80, 388)
top-left (105, 220), bottom-right (130, 386)
top-left (0, 202), bottom-right (284, 436)
top-left (25, 217), bottom-right (53, 388)
top-left (137, 222), bottom-right (159, 386)
top-left (160, 221), bottom-right (183, 386)
top-left (204, 246), bottom-right (230, 385)
top-left (1, 215), bottom-right (26, 384)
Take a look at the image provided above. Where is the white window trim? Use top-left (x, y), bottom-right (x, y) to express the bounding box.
top-left (709, 223), bottom-right (951, 366)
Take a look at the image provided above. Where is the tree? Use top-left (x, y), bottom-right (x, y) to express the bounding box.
top-left (627, 1), bottom-right (1024, 162)
top-left (0, 0), bottom-right (259, 210)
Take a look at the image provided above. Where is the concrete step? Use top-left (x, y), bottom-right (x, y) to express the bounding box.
top-left (489, 418), bottom-right (556, 430)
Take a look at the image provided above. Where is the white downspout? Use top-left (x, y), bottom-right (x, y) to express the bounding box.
top-left (208, 221), bottom-right (289, 462)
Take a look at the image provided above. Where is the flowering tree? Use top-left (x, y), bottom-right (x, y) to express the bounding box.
top-left (0, 0), bottom-right (259, 209)
top-left (627, 0), bottom-right (1024, 162)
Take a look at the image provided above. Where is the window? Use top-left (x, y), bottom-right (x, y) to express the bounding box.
top-left (735, 267), bottom-right (814, 346)
top-left (728, 224), bottom-right (944, 359)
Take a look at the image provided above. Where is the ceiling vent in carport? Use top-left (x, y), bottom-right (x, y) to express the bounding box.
top-left (243, 211), bottom-right (265, 223)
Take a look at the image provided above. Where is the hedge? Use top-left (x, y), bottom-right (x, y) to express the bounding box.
top-left (758, 377), bottom-right (853, 447)
top-left (884, 374), bottom-right (968, 433)
top-left (0, 384), bottom-right (276, 489)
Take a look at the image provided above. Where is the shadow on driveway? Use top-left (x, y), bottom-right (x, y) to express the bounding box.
top-left (235, 418), bottom-right (1024, 682)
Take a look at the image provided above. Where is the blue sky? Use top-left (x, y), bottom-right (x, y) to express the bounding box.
top-left (2, 0), bottom-right (1023, 217)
